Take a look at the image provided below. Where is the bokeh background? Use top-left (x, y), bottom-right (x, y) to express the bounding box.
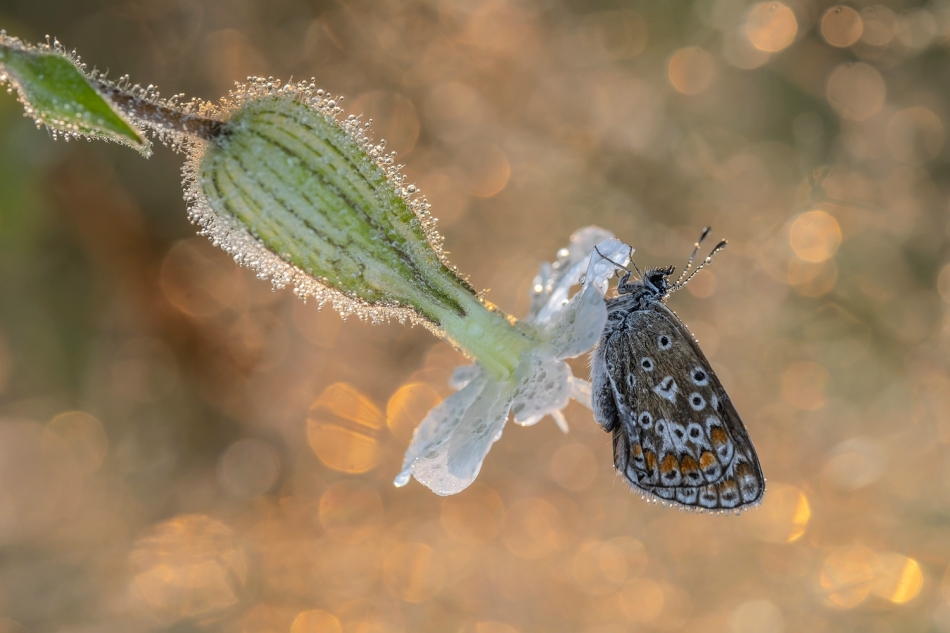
top-left (1, 0), bottom-right (949, 631)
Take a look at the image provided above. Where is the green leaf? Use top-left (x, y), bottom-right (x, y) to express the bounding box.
top-left (0, 35), bottom-right (147, 153)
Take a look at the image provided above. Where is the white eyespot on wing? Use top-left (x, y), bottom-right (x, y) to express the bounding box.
top-left (688, 393), bottom-right (706, 411)
top-left (691, 367), bottom-right (710, 386)
top-left (686, 422), bottom-right (706, 446)
top-left (653, 376), bottom-right (678, 402)
top-left (657, 334), bottom-right (672, 350)
top-left (641, 357), bottom-right (654, 372)
top-left (638, 411), bottom-right (653, 429)
top-left (668, 421), bottom-right (689, 452)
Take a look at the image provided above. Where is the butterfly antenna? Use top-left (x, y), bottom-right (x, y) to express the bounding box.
top-left (672, 238), bottom-right (727, 291)
top-left (674, 227), bottom-right (711, 286)
top-left (594, 245), bottom-right (638, 277)
top-left (630, 251), bottom-right (643, 278)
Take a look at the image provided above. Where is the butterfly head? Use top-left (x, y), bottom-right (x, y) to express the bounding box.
top-left (622, 228), bottom-right (728, 299)
top-left (612, 264), bottom-right (674, 305)
top-left (601, 228), bottom-right (727, 303)
top-left (642, 266), bottom-right (675, 298)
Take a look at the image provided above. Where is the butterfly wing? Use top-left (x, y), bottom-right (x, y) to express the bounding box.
top-left (594, 302), bottom-right (764, 511)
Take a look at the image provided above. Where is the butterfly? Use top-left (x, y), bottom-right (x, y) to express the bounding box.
top-left (590, 229), bottom-right (765, 512)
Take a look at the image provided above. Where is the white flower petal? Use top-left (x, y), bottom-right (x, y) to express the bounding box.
top-left (394, 374), bottom-right (486, 487)
top-left (443, 380), bottom-right (511, 488)
top-left (543, 237), bottom-right (632, 359)
top-left (543, 279), bottom-right (607, 360)
top-left (527, 261), bottom-right (553, 320)
top-left (530, 260), bottom-right (587, 327)
top-left (449, 364), bottom-right (481, 390)
top-left (570, 226), bottom-right (619, 260)
top-left (585, 238), bottom-right (631, 295)
top-left (529, 226), bottom-right (615, 327)
top-left (397, 375), bottom-right (513, 495)
top-left (570, 377), bottom-right (593, 409)
top-left (510, 353), bottom-right (572, 426)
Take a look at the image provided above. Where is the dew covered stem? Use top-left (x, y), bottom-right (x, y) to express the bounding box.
top-left (93, 80), bottom-right (224, 141)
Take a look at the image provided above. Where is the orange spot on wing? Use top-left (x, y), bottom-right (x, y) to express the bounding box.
top-left (644, 451), bottom-right (657, 472)
top-left (735, 461), bottom-right (754, 478)
top-left (709, 426), bottom-right (728, 447)
top-left (700, 451), bottom-right (718, 471)
top-left (680, 454), bottom-right (699, 474)
top-left (660, 453), bottom-right (680, 475)
top-left (718, 479), bottom-right (738, 496)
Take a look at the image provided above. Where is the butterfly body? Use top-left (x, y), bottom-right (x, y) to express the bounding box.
top-left (591, 264), bottom-right (765, 512)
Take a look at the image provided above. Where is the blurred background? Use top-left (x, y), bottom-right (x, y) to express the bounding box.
top-left (1, 0), bottom-right (949, 631)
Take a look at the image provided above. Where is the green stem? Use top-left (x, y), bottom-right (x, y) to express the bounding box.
top-left (427, 283), bottom-right (535, 379)
top-left (93, 80), bottom-right (224, 141)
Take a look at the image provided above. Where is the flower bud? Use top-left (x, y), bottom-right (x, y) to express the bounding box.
top-left (185, 80), bottom-right (534, 377)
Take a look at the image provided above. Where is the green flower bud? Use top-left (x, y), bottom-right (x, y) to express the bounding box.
top-left (186, 80), bottom-right (536, 377)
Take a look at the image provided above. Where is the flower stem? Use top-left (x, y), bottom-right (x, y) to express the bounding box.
top-left (93, 80), bottom-right (224, 141)
top-left (427, 285), bottom-right (535, 379)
